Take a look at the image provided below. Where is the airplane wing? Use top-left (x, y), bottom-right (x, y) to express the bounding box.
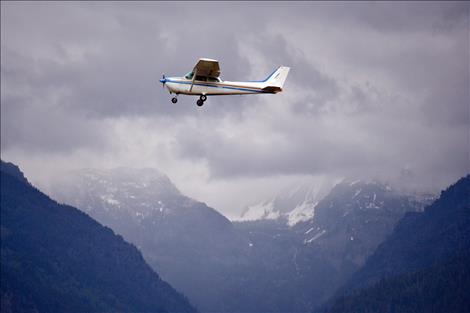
top-left (193, 58), bottom-right (220, 78)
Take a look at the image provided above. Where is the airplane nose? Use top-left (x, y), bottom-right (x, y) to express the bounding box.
top-left (159, 78), bottom-right (166, 83)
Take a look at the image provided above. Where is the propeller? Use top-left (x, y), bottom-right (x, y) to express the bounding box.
top-left (159, 74), bottom-right (166, 88)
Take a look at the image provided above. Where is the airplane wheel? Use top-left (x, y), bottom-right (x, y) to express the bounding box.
top-left (171, 97), bottom-right (177, 104)
top-left (200, 95), bottom-right (207, 102)
top-left (196, 99), bottom-right (204, 107)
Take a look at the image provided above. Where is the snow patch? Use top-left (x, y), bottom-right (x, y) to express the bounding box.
top-left (304, 230), bottom-right (326, 244)
top-left (287, 201), bottom-right (318, 227)
top-left (239, 201), bottom-right (276, 221)
top-left (305, 227), bottom-right (315, 234)
top-left (353, 189), bottom-right (362, 199)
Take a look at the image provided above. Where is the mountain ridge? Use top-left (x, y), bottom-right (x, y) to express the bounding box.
top-left (319, 174), bottom-right (470, 313)
top-left (48, 166), bottom-right (433, 313)
top-left (0, 160), bottom-right (197, 313)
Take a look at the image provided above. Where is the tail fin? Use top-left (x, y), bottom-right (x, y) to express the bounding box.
top-left (262, 66), bottom-right (290, 93)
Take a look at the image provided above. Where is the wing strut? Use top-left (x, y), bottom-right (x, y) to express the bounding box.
top-left (189, 68), bottom-right (197, 92)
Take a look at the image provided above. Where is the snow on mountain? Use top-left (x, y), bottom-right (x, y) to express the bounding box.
top-left (237, 177), bottom-right (338, 226)
top-left (237, 177), bottom-right (434, 229)
top-left (286, 200), bottom-right (318, 226)
top-left (239, 200), bottom-right (278, 220)
top-left (304, 229), bottom-right (326, 244)
top-left (293, 179), bottom-right (435, 258)
top-left (51, 167), bottom-right (188, 224)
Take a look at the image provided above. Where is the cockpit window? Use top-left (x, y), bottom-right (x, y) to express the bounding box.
top-left (185, 72), bottom-right (221, 82)
top-left (207, 77), bottom-right (221, 82)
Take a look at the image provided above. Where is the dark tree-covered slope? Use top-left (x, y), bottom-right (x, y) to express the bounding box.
top-left (324, 250), bottom-right (470, 313)
top-left (321, 175), bottom-right (470, 313)
top-left (346, 175), bottom-right (470, 290)
top-left (0, 160), bottom-right (197, 313)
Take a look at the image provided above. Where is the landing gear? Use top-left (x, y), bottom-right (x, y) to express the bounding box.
top-left (196, 95), bottom-right (206, 107)
top-left (171, 97), bottom-right (178, 104)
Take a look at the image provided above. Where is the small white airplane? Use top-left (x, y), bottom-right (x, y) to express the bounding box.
top-left (160, 58), bottom-right (290, 106)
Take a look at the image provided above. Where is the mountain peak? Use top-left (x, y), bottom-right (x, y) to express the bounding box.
top-left (1, 160), bottom-right (29, 185)
top-left (49, 167), bottom-right (188, 229)
top-left (76, 166), bottom-right (180, 194)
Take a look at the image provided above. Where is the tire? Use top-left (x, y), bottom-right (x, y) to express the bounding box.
top-left (200, 95), bottom-right (207, 102)
top-left (171, 97), bottom-right (177, 103)
top-left (196, 99), bottom-right (204, 106)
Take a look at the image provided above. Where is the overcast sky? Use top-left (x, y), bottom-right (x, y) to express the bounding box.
top-left (1, 1), bottom-right (469, 218)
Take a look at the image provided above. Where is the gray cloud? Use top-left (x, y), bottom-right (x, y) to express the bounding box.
top-left (1, 1), bottom-right (468, 216)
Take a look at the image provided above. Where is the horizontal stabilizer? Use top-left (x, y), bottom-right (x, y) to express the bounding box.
top-left (262, 86), bottom-right (282, 93)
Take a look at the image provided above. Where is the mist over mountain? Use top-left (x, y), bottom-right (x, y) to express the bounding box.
top-left (50, 167), bottom-right (249, 312)
top-left (319, 175), bottom-right (470, 313)
top-left (51, 167), bottom-right (234, 248)
top-left (50, 167), bottom-right (431, 313)
top-left (0, 161), bottom-right (196, 313)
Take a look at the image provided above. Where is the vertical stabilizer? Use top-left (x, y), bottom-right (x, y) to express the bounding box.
top-left (266, 66), bottom-right (290, 88)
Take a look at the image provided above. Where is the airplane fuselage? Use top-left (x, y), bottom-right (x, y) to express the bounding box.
top-left (163, 77), bottom-right (280, 96)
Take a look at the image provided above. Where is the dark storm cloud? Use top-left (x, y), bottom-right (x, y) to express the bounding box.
top-left (1, 1), bottom-right (469, 209)
top-left (1, 2), bottom-right (259, 119)
top-left (169, 1), bottom-right (469, 189)
top-left (240, 31), bottom-right (341, 115)
top-left (1, 48), bottom-right (109, 153)
top-left (175, 123), bottom-right (371, 178)
top-left (174, 104), bottom-right (468, 191)
top-left (0, 2), bottom-right (260, 154)
top-left (283, 1), bottom-right (468, 33)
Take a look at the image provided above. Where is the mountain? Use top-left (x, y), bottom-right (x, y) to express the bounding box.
top-left (321, 175), bottom-right (470, 313)
top-left (237, 178), bottom-right (337, 226)
top-left (0, 161), bottom-right (196, 313)
top-left (50, 169), bottom-right (430, 313)
top-left (51, 167), bottom-right (235, 251)
top-left (234, 180), bottom-right (430, 310)
top-left (293, 180), bottom-right (431, 268)
top-left (49, 167), bottom-right (249, 313)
